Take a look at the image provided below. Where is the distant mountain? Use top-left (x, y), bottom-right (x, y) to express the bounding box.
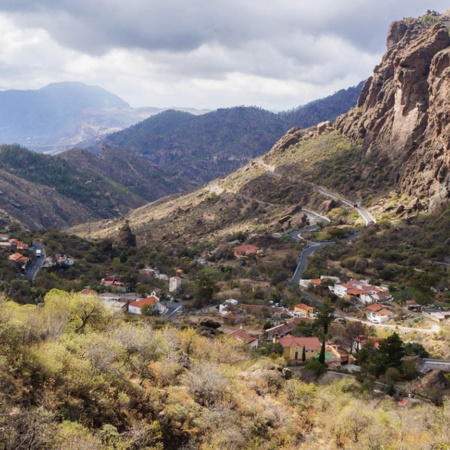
top-left (0, 82), bottom-right (208, 152)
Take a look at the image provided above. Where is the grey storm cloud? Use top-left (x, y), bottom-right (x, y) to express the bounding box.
top-left (4, 0), bottom-right (448, 55)
top-left (1, 0), bottom-right (450, 109)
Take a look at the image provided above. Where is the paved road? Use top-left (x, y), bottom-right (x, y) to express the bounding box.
top-left (24, 242), bottom-right (46, 282)
top-left (316, 185), bottom-right (376, 225)
top-left (288, 240), bottom-right (332, 287)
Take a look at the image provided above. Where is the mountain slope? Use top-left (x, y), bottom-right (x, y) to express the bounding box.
top-left (336, 11), bottom-right (450, 211)
top-left (0, 144), bottom-right (182, 229)
top-left (103, 84), bottom-right (362, 189)
top-left (71, 11), bottom-right (450, 245)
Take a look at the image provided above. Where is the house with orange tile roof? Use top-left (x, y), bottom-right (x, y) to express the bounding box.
top-left (9, 252), bottom-right (29, 263)
top-left (128, 292), bottom-right (161, 315)
top-left (275, 336), bottom-right (321, 363)
top-left (294, 303), bottom-right (315, 317)
top-left (366, 303), bottom-right (383, 313)
top-left (233, 244), bottom-right (262, 258)
top-left (368, 308), bottom-right (394, 323)
top-left (299, 278), bottom-right (322, 288)
top-left (227, 326), bottom-right (258, 348)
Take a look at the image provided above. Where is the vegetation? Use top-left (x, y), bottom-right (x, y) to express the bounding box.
top-left (1, 291), bottom-right (450, 449)
top-left (304, 207), bottom-right (450, 303)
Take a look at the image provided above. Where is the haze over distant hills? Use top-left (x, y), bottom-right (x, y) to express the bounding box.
top-left (0, 82), bottom-right (208, 153)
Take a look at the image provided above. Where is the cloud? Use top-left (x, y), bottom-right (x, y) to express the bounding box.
top-left (0, 0), bottom-right (449, 109)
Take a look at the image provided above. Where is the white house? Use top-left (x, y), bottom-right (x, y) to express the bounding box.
top-left (368, 308), bottom-right (394, 323)
top-left (227, 326), bottom-right (258, 349)
top-left (128, 292), bottom-right (161, 315)
top-left (169, 276), bottom-right (182, 293)
top-left (332, 279), bottom-right (392, 305)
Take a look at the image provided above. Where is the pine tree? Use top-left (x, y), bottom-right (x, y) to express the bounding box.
top-left (318, 339), bottom-right (326, 365)
top-left (302, 345), bottom-right (306, 363)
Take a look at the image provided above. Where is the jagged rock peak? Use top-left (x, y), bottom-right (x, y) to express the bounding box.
top-left (336, 10), bottom-right (450, 212)
top-left (116, 220), bottom-right (136, 247)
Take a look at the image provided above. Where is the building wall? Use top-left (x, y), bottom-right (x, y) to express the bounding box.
top-left (283, 346), bottom-right (319, 362)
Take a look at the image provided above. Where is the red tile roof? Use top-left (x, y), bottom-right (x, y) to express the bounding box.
top-left (277, 336), bottom-right (321, 351)
top-left (375, 308), bottom-right (393, 317)
top-left (80, 289), bottom-right (97, 295)
top-left (227, 328), bottom-right (257, 344)
top-left (129, 296), bottom-right (159, 308)
top-left (295, 303), bottom-right (314, 311)
top-left (366, 304), bottom-right (383, 312)
top-left (233, 244), bottom-right (261, 255)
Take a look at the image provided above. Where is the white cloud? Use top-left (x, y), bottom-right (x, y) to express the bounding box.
top-left (0, 0), bottom-right (449, 109)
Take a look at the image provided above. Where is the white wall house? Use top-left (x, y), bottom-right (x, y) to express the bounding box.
top-left (128, 292), bottom-right (160, 314)
top-left (169, 276), bottom-right (182, 293)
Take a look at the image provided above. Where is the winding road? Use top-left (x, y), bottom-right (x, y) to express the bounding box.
top-left (24, 242), bottom-right (46, 282)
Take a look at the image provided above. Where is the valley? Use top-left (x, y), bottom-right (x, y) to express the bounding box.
top-left (0, 8), bottom-right (449, 450)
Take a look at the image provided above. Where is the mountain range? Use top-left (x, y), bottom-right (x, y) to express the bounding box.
top-left (71, 10), bottom-right (450, 246)
top-left (0, 83), bottom-right (362, 229)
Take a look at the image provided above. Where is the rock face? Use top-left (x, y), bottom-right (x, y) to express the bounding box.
top-left (336, 12), bottom-right (450, 211)
top-left (116, 221), bottom-right (136, 247)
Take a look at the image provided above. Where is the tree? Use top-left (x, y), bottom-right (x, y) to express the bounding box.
top-left (318, 339), bottom-right (326, 365)
top-left (378, 332), bottom-right (405, 369)
top-left (194, 274), bottom-right (219, 308)
top-left (316, 302), bottom-right (335, 335)
top-left (343, 321), bottom-right (366, 354)
top-left (302, 345), bottom-right (306, 363)
top-left (404, 342), bottom-right (429, 358)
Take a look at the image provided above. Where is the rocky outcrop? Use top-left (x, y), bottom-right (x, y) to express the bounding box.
top-left (116, 220), bottom-right (136, 247)
top-left (336, 11), bottom-right (450, 211)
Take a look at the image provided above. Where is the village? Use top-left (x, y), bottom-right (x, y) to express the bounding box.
top-left (1, 223), bottom-right (450, 404)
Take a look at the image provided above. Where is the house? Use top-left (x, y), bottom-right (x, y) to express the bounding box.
top-left (405, 300), bottom-right (422, 311)
top-left (128, 292), bottom-right (161, 315)
top-left (0, 234), bottom-right (9, 242)
top-left (169, 276), bottom-right (182, 293)
top-left (80, 289), bottom-right (97, 296)
top-left (275, 335), bottom-right (321, 363)
top-left (227, 326), bottom-right (258, 349)
top-left (332, 279), bottom-right (392, 304)
top-left (9, 239), bottom-right (28, 250)
top-left (101, 278), bottom-right (127, 293)
top-left (369, 308), bottom-right (394, 324)
top-left (299, 278), bottom-right (322, 288)
top-left (139, 268), bottom-right (155, 277)
top-left (365, 304), bottom-right (383, 313)
top-left (294, 303), bottom-right (315, 317)
top-left (233, 244), bottom-right (262, 258)
top-left (353, 335), bottom-right (385, 352)
top-left (9, 252), bottom-right (29, 263)
top-left (264, 318), bottom-right (313, 339)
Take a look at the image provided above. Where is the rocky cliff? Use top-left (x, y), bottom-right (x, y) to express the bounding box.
top-left (336, 10), bottom-right (450, 211)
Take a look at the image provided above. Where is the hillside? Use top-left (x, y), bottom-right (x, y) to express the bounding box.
top-left (70, 11), bottom-right (450, 290)
top-left (0, 144), bottom-right (181, 229)
top-left (2, 291), bottom-right (450, 449)
top-left (102, 84), bottom-right (362, 187)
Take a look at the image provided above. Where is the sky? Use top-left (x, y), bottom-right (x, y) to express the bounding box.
top-left (0, 1), bottom-right (449, 111)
